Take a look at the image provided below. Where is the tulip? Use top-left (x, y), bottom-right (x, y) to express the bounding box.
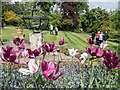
top-left (45, 42), bottom-right (55, 52)
top-left (13, 37), bottom-right (24, 46)
top-left (19, 44), bottom-right (25, 50)
top-left (99, 53), bottom-right (120, 69)
top-left (52, 50), bottom-right (58, 56)
top-left (27, 46), bottom-right (41, 59)
top-left (86, 46), bottom-right (102, 58)
top-left (103, 50), bottom-right (116, 57)
top-left (68, 48), bottom-right (79, 57)
top-left (22, 50), bottom-right (29, 58)
top-left (18, 59), bottom-right (39, 75)
top-left (87, 37), bottom-right (95, 44)
top-left (80, 52), bottom-right (88, 63)
top-left (42, 60), bottom-right (64, 80)
top-left (59, 38), bottom-right (67, 45)
top-left (0, 57), bottom-right (2, 65)
top-left (0, 48), bottom-right (3, 55)
top-left (0, 46), bottom-right (27, 66)
top-left (100, 43), bottom-right (108, 50)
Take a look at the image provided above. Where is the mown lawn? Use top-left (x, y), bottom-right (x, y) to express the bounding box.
top-left (1, 26), bottom-right (119, 52)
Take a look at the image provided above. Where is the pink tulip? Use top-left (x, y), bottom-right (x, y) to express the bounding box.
top-left (0, 46), bottom-right (27, 66)
top-left (42, 60), bottom-right (64, 80)
top-left (87, 37), bottom-right (95, 44)
top-left (0, 57), bottom-right (2, 65)
top-left (22, 50), bottom-right (29, 58)
top-left (18, 59), bottom-right (39, 75)
top-left (27, 46), bottom-right (41, 59)
top-left (13, 37), bottom-right (24, 46)
top-left (19, 44), bottom-right (25, 50)
top-left (86, 46), bottom-right (102, 58)
top-left (59, 38), bottom-right (67, 45)
top-left (45, 42), bottom-right (55, 52)
top-left (99, 53), bottom-right (120, 69)
top-left (103, 50), bottom-right (116, 57)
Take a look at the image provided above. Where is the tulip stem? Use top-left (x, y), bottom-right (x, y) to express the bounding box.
top-left (53, 56), bottom-right (55, 63)
top-left (11, 63), bottom-right (14, 88)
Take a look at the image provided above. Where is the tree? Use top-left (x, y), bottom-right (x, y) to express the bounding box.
top-left (77, 2), bottom-right (89, 32)
top-left (85, 7), bottom-right (111, 32)
top-left (48, 10), bottom-right (62, 29)
top-left (110, 10), bottom-right (120, 30)
top-left (3, 10), bottom-right (19, 25)
top-left (60, 2), bottom-right (79, 31)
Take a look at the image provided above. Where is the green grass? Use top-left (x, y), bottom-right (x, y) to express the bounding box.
top-left (1, 26), bottom-right (32, 40)
top-left (1, 26), bottom-right (119, 52)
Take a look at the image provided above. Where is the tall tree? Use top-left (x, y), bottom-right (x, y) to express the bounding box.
top-left (60, 2), bottom-right (79, 31)
top-left (85, 7), bottom-right (111, 32)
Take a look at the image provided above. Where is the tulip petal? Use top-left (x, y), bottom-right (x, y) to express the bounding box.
top-left (99, 60), bottom-right (106, 67)
top-left (116, 65), bottom-right (120, 69)
top-left (28, 59), bottom-right (38, 72)
top-left (96, 47), bottom-right (102, 58)
top-left (55, 61), bottom-right (61, 75)
top-left (18, 68), bottom-right (31, 75)
top-left (20, 39), bottom-right (25, 45)
top-left (45, 42), bottom-right (50, 52)
top-left (48, 60), bottom-right (55, 70)
top-left (53, 72), bottom-right (64, 80)
top-left (86, 48), bottom-right (90, 55)
top-left (42, 60), bottom-right (48, 72)
top-left (14, 61), bottom-right (28, 66)
top-left (90, 46), bottom-right (95, 52)
top-left (19, 44), bottom-right (25, 50)
top-left (43, 69), bottom-right (54, 79)
top-left (16, 49), bottom-right (23, 59)
top-left (2, 47), bottom-right (6, 52)
top-left (9, 54), bottom-right (16, 62)
top-left (50, 42), bottom-right (55, 52)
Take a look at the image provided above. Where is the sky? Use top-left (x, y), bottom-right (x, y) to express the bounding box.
top-left (89, 1), bottom-right (119, 12)
top-left (11, 0), bottom-right (119, 12)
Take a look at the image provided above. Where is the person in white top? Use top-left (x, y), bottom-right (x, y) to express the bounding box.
top-left (50, 24), bottom-right (54, 35)
top-left (99, 32), bottom-right (103, 45)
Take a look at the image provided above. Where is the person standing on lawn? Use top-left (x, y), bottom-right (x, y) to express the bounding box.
top-left (92, 32), bottom-right (95, 41)
top-left (99, 32), bottom-right (104, 45)
top-left (50, 24), bottom-right (54, 35)
top-left (55, 26), bottom-right (58, 35)
top-left (95, 31), bottom-right (100, 45)
top-left (103, 31), bottom-right (109, 44)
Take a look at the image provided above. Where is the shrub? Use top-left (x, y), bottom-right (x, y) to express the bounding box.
top-left (3, 10), bottom-right (19, 25)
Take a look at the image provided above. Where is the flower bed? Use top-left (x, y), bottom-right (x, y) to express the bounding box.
top-left (0, 37), bottom-right (119, 88)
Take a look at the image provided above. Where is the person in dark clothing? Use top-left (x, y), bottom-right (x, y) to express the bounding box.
top-left (103, 31), bottom-right (109, 44)
top-left (95, 31), bottom-right (100, 45)
top-left (92, 32), bottom-right (95, 41)
top-left (1, 22), bottom-right (4, 29)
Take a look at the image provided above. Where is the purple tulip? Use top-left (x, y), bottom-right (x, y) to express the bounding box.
top-left (99, 53), bottom-right (120, 69)
top-left (27, 47), bottom-right (41, 59)
top-left (19, 44), bottom-right (25, 50)
top-left (1, 46), bottom-right (27, 66)
top-left (103, 50), bottom-right (116, 57)
top-left (86, 46), bottom-right (102, 58)
top-left (87, 37), bottom-right (95, 44)
top-left (45, 42), bottom-right (55, 52)
top-left (13, 37), bottom-right (24, 46)
top-left (42, 60), bottom-right (64, 80)
top-left (59, 38), bottom-right (67, 45)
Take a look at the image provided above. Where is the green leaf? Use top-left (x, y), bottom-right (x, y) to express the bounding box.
top-left (27, 84), bottom-right (33, 88)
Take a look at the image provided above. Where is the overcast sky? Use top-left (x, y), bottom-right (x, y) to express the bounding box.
top-left (89, 2), bottom-right (119, 12)
top-left (11, 0), bottom-right (119, 12)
